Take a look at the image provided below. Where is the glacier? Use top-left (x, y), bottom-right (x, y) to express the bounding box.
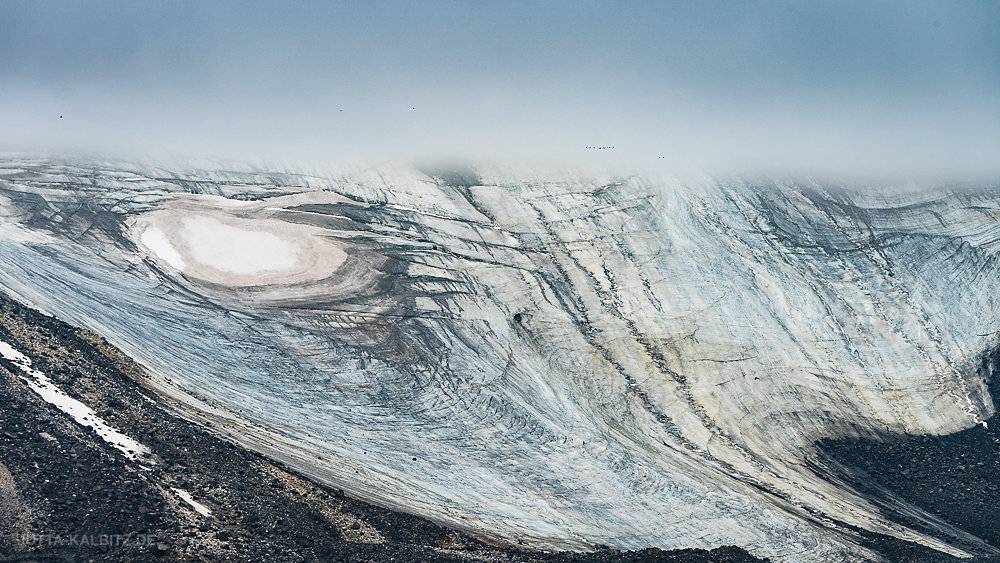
top-left (1, 157), bottom-right (999, 560)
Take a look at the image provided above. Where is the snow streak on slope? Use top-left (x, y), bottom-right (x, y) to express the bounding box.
top-left (0, 339), bottom-right (151, 461)
top-left (1, 158), bottom-right (999, 560)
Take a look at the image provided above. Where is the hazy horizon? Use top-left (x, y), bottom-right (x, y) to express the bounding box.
top-left (2, 1), bottom-right (999, 180)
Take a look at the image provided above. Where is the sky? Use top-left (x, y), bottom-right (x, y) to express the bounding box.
top-left (1, 1), bottom-right (999, 178)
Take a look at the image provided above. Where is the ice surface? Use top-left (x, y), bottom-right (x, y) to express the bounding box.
top-left (3, 159), bottom-right (1000, 560)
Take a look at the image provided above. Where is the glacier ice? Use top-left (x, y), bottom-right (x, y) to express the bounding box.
top-left (1, 158), bottom-right (999, 560)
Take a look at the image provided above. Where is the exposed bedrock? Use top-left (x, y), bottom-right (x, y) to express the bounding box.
top-left (1, 158), bottom-right (999, 561)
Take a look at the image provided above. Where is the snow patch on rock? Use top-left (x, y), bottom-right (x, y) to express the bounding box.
top-left (0, 340), bottom-right (151, 461)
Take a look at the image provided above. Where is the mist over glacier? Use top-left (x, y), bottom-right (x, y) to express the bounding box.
top-left (1, 1), bottom-right (999, 180)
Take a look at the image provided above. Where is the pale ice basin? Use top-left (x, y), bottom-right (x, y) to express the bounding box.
top-left (135, 197), bottom-right (347, 287)
top-left (178, 216), bottom-right (301, 276)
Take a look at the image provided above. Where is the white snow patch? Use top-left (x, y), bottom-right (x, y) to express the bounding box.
top-left (171, 488), bottom-right (212, 516)
top-left (140, 227), bottom-right (187, 271)
top-left (178, 216), bottom-right (300, 276)
top-left (0, 340), bottom-right (151, 461)
top-left (133, 203), bottom-right (347, 287)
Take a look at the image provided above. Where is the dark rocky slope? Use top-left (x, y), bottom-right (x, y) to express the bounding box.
top-left (818, 350), bottom-right (1000, 562)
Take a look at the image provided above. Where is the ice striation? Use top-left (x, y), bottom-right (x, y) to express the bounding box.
top-left (2, 157), bottom-right (1000, 560)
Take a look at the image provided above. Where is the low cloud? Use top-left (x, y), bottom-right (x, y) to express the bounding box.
top-left (2, 1), bottom-right (998, 181)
